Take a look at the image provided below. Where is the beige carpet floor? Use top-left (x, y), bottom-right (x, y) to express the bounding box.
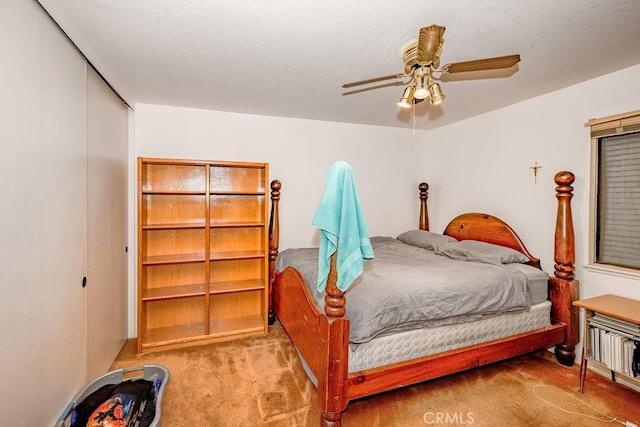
top-left (111, 322), bottom-right (639, 426)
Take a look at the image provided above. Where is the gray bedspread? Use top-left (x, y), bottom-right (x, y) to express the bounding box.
top-left (275, 236), bottom-right (533, 343)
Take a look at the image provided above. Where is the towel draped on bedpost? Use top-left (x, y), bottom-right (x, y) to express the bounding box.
top-left (312, 161), bottom-right (374, 292)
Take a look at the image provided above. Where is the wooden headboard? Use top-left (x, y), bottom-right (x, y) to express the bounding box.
top-left (443, 213), bottom-right (540, 268)
top-left (416, 182), bottom-right (540, 268)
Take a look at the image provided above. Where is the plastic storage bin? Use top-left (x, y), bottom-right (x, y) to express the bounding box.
top-left (56, 364), bottom-right (169, 427)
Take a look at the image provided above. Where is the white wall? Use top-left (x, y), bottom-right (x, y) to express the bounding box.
top-left (133, 105), bottom-right (431, 336)
top-left (135, 104), bottom-right (429, 250)
top-left (425, 64), bottom-right (640, 300)
top-left (425, 64), bottom-right (640, 367)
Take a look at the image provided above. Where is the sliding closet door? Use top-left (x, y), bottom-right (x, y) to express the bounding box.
top-left (0, 1), bottom-right (88, 425)
top-left (87, 68), bottom-right (128, 379)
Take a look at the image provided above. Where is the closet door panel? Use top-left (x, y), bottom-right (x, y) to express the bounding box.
top-left (0, 1), bottom-right (88, 424)
top-left (87, 68), bottom-right (128, 379)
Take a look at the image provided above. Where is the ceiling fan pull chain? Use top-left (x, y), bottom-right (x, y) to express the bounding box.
top-left (412, 102), bottom-right (416, 135)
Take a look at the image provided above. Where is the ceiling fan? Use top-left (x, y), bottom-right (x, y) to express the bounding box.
top-left (342, 25), bottom-right (521, 108)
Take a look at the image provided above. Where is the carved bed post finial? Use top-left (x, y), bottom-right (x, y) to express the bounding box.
top-left (554, 171), bottom-right (575, 280)
top-left (324, 252), bottom-right (346, 318)
top-left (268, 180), bottom-right (281, 325)
top-left (419, 182), bottom-right (429, 231)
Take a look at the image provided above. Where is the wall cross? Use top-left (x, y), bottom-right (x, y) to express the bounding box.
top-left (530, 161), bottom-right (543, 184)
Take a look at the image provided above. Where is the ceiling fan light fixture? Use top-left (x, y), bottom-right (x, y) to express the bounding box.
top-left (413, 72), bottom-right (429, 100)
top-left (428, 82), bottom-right (445, 105)
top-left (397, 85), bottom-right (415, 108)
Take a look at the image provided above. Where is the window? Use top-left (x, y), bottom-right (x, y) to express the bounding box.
top-left (587, 110), bottom-right (640, 271)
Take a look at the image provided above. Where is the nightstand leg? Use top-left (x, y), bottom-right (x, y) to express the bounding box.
top-left (579, 319), bottom-right (588, 393)
top-left (579, 347), bottom-right (587, 393)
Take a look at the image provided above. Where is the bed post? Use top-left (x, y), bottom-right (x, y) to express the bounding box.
top-left (318, 253), bottom-right (349, 427)
top-left (550, 171), bottom-right (579, 366)
top-left (268, 180), bottom-right (281, 325)
top-left (324, 253), bottom-right (345, 317)
top-left (419, 182), bottom-right (429, 231)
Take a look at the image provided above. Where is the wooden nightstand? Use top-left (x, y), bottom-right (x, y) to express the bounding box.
top-left (574, 294), bottom-right (640, 393)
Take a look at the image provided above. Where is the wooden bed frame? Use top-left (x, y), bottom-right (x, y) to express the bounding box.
top-left (267, 172), bottom-right (579, 426)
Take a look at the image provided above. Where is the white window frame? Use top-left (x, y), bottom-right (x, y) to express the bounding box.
top-left (586, 110), bottom-right (640, 279)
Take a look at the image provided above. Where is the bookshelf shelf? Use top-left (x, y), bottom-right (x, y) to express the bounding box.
top-left (574, 294), bottom-right (640, 393)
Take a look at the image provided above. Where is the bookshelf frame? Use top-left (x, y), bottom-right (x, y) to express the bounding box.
top-left (574, 294), bottom-right (640, 392)
top-left (137, 157), bottom-right (269, 352)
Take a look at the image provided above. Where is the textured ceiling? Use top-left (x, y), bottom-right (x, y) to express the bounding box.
top-left (40, 0), bottom-right (640, 130)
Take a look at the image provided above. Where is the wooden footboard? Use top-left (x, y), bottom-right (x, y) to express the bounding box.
top-left (269, 174), bottom-right (579, 427)
top-left (273, 266), bottom-right (350, 422)
top-left (273, 268), bottom-right (325, 378)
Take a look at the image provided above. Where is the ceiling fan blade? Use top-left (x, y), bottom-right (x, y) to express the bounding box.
top-left (416, 25), bottom-right (445, 65)
top-left (342, 73), bottom-right (406, 88)
top-left (443, 54), bottom-right (521, 74)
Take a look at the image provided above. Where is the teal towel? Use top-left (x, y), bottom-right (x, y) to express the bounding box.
top-left (312, 161), bottom-right (374, 292)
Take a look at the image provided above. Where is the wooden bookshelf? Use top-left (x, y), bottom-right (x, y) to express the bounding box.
top-left (137, 158), bottom-right (269, 352)
top-left (574, 294), bottom-right (640, 392)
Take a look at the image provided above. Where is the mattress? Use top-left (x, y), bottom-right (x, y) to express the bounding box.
top-left (276, 236), bottom-right (545, 344)
top-left (348, 300), bottom-right (552, 373)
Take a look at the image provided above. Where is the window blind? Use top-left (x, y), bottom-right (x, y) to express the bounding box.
top-left (596, 132), bottom-right (640, 268)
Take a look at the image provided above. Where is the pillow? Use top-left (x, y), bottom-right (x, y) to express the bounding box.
top-left (436, 239), bottom-right (531, 265)
top-left (396, 229), bottom-right (457, 252)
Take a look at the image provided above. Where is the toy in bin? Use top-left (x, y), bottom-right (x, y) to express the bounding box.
top-left (56, 364), bottom-right (169, 427)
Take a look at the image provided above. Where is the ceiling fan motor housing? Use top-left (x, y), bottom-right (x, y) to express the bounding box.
top-left (403, 43), bottom-right (441, 74)
top-left (403, 43), bottom-right (420, 73)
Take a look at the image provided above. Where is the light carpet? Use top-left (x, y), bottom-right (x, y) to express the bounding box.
top-left (111, 322), bottom-right (639, 426)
